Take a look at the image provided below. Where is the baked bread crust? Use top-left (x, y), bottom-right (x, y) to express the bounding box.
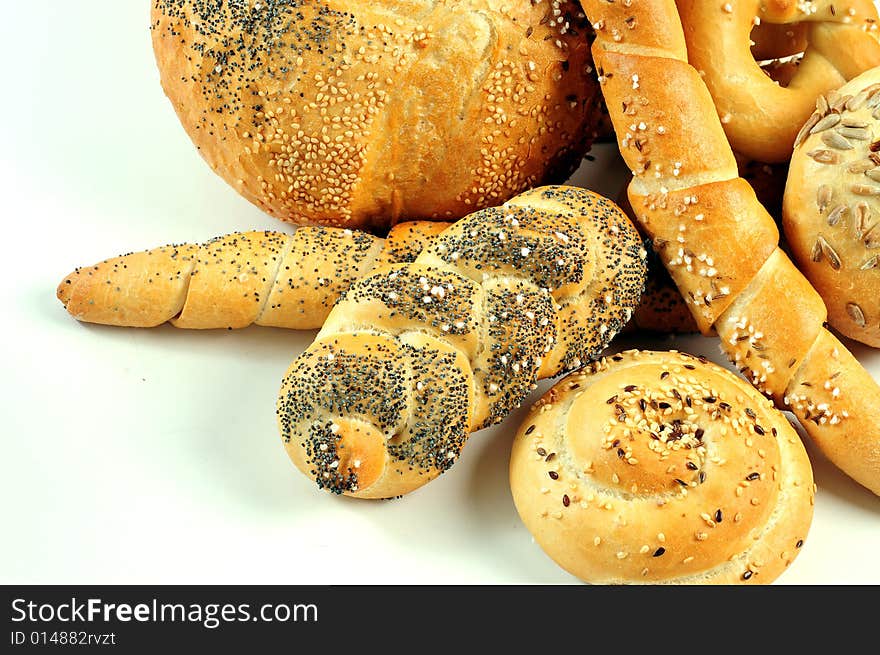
top-left (277, 185), bottom-right (647, 498)
top-left (783, 67), bottom-right (880, 347)
top-left (150, 0), bottom-right (602, 231)
top-left (579, 0), bottom-right (880, 495)
top-left (509, 349), bottom-right (814, 584)
top-left (677, 0), bottom-right (880, 163)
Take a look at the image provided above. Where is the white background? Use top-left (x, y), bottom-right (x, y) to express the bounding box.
top-left (1, 2), bottom-right (878, 585)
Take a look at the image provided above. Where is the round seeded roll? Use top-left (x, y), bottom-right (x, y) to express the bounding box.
top-left (151, 0), bottom-right (602, 231)
top-left (783, 67), bottom-right (880, 347)
top-left (509, 349), bottom-right (815, 585)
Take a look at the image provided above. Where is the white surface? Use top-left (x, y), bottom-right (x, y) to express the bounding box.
top-left (1, 2), bottom-right (878, 585)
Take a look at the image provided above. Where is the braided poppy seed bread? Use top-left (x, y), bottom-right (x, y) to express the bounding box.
top-left (509, 350), bottom-right (815, 585)
top-left (150, 0), bottom-right (602, 231)
top-left (783, 67), bottom-right (880, 347)
top-left (579, 0), bottom-right (880, 495)
top-left (277, 186), bottom-right (648, 499)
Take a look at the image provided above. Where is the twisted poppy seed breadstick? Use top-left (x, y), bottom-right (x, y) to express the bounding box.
top-left (57, 222), bottom-right (453, 330)
top-left (62, 216), bottom-right (708, 335)
top-left (277, 185), bottom-right (647, 499)
top-left (579, 0), bottom-right (880, 495)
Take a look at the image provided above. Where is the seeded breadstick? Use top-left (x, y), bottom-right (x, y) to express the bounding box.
top-left (277, 186), bottom-right (647, 499)
top-left (580, 0), bottom-right (880, 495)
top-left (65, 215), bottom-right (714, 337)
top-left (57, 222), bottom-right (451, 330)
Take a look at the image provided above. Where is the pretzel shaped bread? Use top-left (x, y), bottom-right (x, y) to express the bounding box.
top-left (678, 0), bottom-right (880, 163)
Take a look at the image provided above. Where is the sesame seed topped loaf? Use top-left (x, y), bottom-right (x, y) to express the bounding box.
top-left (150, 0), bottom-right (602, 231)
top-left (509, 350), bottom-right (815, 585)
top-left (579, 0), bottom-right (880, 495)
top-left (783, 67), bottom-right (880, 347)
top-left (277, 185), bottom-right (648, 499)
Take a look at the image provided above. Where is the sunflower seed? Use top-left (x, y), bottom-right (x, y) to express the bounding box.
top-left (873, 107), bottom-right (880, 120)
top-left (861, 255), bottom-right (879, 270)
top-left (866, 169), bottom-right (880, 182)
top-left (817, 94), bottom-right (830, 115)
top-left (846, 90), bottom-right (871, 112)
top-left (811, 240), bottom-right (823, 262)
top-left (847, 303), bottom-right (866, 328)
top-left (818, 236), bottom-right (842, 270)
top-left (867, 89), bottom-right (880, 109)
top-left (823, 131), bottom-right (854, 149)
top-left (832, 94), bottom-right (853, 114)
top-left (841, 119), bottom-right (869, 129)
top-left (837, 126), bottom-right (871, 140)
top-left (855, 202), bottom-right (870, 238)
top-left (807, 149), bottom-right (840, 164)
top-left (851, 184), bottom-right (880, 196)
top-left (809, 113), bottom-right (841, 134)
top-left (817, 185), bottom-right (833, 212)
top-left (827, 205), bottom-right (848, 226)
top-left (849, 159), bottom-right (877, 174)
top-left (794, 113), bottom-right (821, 148)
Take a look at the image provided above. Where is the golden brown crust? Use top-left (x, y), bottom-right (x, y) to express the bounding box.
top-left (150, 0), bottom-right (602, 231)
top-left (715, 249), bottom-right (827, 404)
top-left (783, 68), bottom-right (880, 347)
top-left (600, 51), bottom-right (740, 195)
top-left (509, 350), bottom-right (815, 584)
top-left (631, 178), bottom-right (780, 333)
top-left (617, 153), bottom-right (789, 337)
top-left (171, 231), bottom-right (291, 329)
top-left (259, 228), bottom-right (385, 329)
top-left (677, 0), bottom-right (880, 163)
top-left (579, 0), bottom-right (880, 495)
top-left (278, 186), bottom-right (648, 499)
top-left (58, 244), bottom-right (199, 328)
top-left (58, 228), bottom-right (384, 330)
top-left (786, 330), bottom-right (880, 494)
top-left (57, 198), bottom-right (643, 351)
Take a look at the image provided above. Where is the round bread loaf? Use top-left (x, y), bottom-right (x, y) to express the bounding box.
top-left (783, 67), bottom-right (880, 347)
top-left (509, 349), bottom-right (815, 584)
top-left (151, 0), bottom-right (601, 231)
